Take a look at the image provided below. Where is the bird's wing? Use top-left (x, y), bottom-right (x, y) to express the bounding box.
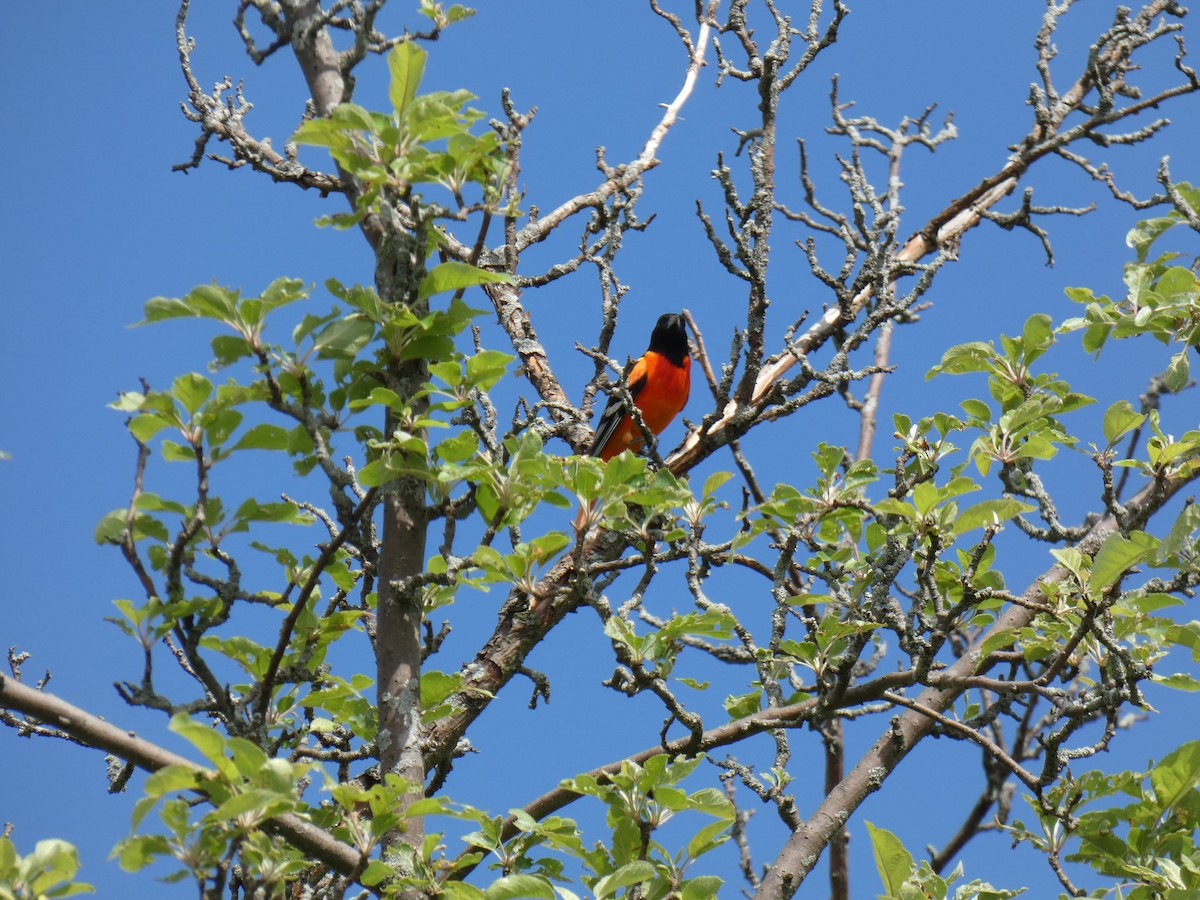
top-left (589, 358), bottom-right (649, 457)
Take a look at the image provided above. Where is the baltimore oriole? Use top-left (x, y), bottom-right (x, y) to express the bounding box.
top-left (589, 312), bottom-right (691, 461)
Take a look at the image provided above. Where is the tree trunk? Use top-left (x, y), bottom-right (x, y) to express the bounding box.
top-left (374, 222), bottom-right (429, 870)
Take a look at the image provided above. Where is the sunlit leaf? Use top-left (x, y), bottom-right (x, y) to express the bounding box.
top-left (483, 874), bottom-right (555, 899)
top-left (1091, 531), bottom-right (1158, 596)
top-left (593, 861), bottom-right (655, 899)
top-left (417, 261), bottom-right (514, 301)
top-left (866, 821), bottom-right (914, 896)
top-left (388, 41), bottom-right (426, 118)
top-left (1102, 399), bottom-right (1146, 446)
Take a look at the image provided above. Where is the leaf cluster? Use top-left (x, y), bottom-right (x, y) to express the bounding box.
top-left (292, 42), bottom-right (512, 228)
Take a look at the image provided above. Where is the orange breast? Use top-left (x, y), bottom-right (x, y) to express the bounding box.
top-left (598, 354), bottom-right (690, 461)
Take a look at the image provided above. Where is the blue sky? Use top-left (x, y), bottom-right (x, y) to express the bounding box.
top-left (1, 2), bottom-right (1196, 897)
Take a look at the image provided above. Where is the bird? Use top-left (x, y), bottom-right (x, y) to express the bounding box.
top-left (567, 312), bottom-right (693, 543)
top-left (589, 312), bottom-right (692, 462)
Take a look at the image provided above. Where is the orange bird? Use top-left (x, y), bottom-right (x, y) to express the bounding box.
top-left (590, 313), bottom-right (691, 461)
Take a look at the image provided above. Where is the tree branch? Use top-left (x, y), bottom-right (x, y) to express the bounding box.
top-left (0, 675), bottom-right (363, 877)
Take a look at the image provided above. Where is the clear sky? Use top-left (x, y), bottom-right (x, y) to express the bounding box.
top-left (1, 3), bottom-right (1195, 898)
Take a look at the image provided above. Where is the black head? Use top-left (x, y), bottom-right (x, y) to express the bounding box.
top-left (647, 312), bottom-right (689, 366)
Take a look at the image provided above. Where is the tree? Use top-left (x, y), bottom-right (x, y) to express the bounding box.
top-left (2, 1), bottom-right (1200, 898)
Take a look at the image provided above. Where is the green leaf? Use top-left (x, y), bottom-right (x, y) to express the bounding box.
top-left (231, 423), bottom-right (290, 452)
top-left (141, 295), bottom-right (195, 322)
top-left (204, 408), bottom-right (242, 449)
top-left (359, 859), bottom-right (396, 887)
top-left (1050, 547), bottom-right (1087, 582)
top-left (483, 874), bottom-right (556, 899)
top-left (1150, 671), bottom-right (1200, 691)
top-left (349, 387), bottom-right (404, 413)
top-left (420, 670), bottom-right (462, 709)
top-left (144, 765), bottom-right (205, 799)
top-left (436, 430), bottom-right (479, 463)
top-left (1158, 504), bottom-right (1200, 562)
top-left (927, 342), bottom-right (996, 378)
top-left (1127, 216), bottom-right (1178, 261)
top-left (7, 838), bottom-right (93, 897)
top-left (182, 284), bottom-right (238, 321)
top-left (290, 117), bottom-right (354, 148)
top-left (388, 41), bottom-right (427, 118)
top-left (687, 818), bottom-right (733, 859)
top-left (109, 391), bottom-right (146, 412)
top-left (225, 737), bottom-right (269, 780)
top-left (359, 453), bottom-right (425, 487)
top-left (653, 786), bottom-right (688, 811)
top-left (211, 334), bottom-right (252, 367)
top-left (161, 440), bottom-right (197, 463)
top-left (168, 712), bottom-right (229, 772)
top-left (141, 284), bottom-right (238, 324)
top-left (1150, 740), bottom-right (1200, 814)
top-left (912, 480), bottom-right (939, 517)
top-left (207, 788), bottom-right (292, 824)
top-left (1014, 434), bottom-right (1056, 461)
top-left (702, 471), bottom-right (734, 499)
top-left (723, 690), bottom-right (761, 719)
top-left (812, 443), bottom-right (843, 478)
top-left (129, 413), bottom-right (175, 444)
top-left (442, 883), bottom-right (487, 900)
top-left (135, 493), bottom-right (188, 516)
top-left (873, 498), bottom-right (916, 520)
top-left (593, 861), bottom-right (656, 898)
top-left (417, 261), bottom-right (514, 301)
top-left (1102, 400), bottom-right (1147, 446)
top-left (960, 398), bottom-right (991, 422)
top-left (114, 833), bottom-right (172, 873)
top-left (429, 360), bottom-right (463, 386)
top-left (233, 498), bottom-right (309, 525)
top-left (94, 509), bottom-right (128, 544)
top-left (952, 499), bottom-right (1033, 535)
top-left (396, 333), bottom-right (455, 363)
top-left (465, 349), bottom-right (516, 391)
top-left (330, 102), bottom-right (380, 135)
top-left (1091, 531), bottom-right (1158, 596)
top-left (1020, 313), bottom-right (1055, 364)
top-left (1163, 349), bottom-right (1190, 393)
top-left (313, 315), bottom-right (375, 359)
top-left (172, 373), bottom-right (212, 416)
top-left (866, 821), bottom-right (914, 896)
top-left (681, 876), bottom-right (724, 900)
